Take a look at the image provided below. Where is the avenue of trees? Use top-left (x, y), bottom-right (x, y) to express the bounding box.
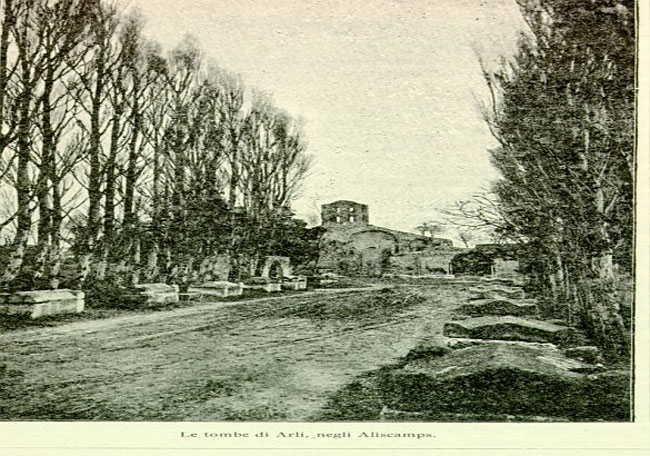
top-left (0, 0), bottom-right (313, 291)
top-left (472, 0), bottom-right (635, 357)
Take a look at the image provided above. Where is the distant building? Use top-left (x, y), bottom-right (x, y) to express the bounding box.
top-left (317, 200), bottom-right (461, 276)
top-left (321, 200), bottom-right (370, 226)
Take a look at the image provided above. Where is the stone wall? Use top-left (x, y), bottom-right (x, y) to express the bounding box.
top-left (350, 230), bottom-right (398, 254)
top-left (493, 258), bottom-right (520, 277)
top-left (318, 225), bottom-right (461, 276)
top-left (387, 249), bottom-right (465, 275)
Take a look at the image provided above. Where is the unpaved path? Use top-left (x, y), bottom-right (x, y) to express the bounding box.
top-left (0, 284), bottom-right (464, 421)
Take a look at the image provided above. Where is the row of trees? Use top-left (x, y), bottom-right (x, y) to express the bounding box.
top-left (471, 0), bottom-right (635, 357)
top-left (0, 0), bottom-right (313, 291)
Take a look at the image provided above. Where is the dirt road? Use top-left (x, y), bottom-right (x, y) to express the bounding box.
top-left (0, 284), bottom-right (463, 421)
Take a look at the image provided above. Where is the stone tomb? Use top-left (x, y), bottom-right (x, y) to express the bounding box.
top-left (188, 281), bottom-right (243, 298)
top-left (2, 289), bottom-right (85, 319)
top-left (443, 316), bottom-right (574, 345)
top-left (468, 285), bottom-right (526, 300)
top-left (244, 278), bottom-right (281, 293)
top-left (281, 276), bottom-right (308, 291)
top-left (459, 298), bottom-right (539, 317)
top-left (133, 283), bottom-right (179, 305)
top-left (480, 276), bottom-right (524, 287)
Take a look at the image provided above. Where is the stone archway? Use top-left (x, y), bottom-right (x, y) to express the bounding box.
top-left (261, 256), bottom-right (292, 279)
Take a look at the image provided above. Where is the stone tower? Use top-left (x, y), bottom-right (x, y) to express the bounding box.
top-left (321, 200), bottom-right (369, 227)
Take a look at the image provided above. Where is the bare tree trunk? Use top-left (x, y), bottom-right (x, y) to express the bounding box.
top-left (78, 43), bottom-right (108, 288)
top-left (123, 78), bottom-right (140, 227)
top-left (2, 30), bottom-right (34, 288)
top-left (145, 142), bottom-right (163, 282)
top-left (48, 179), bottom-right (63, 289)
top-left (96, 99), bottom-right (123, 281)
top-left (595, 185), bottom-right (614, 280)
top-left (129, 236), bottom-right (140, 285)
top-left (2, 147), bottom-right (31, 286)
top-left (0, 0), bottom-right (15, 152)
top-left (145, 244), bottom-right (159, 282)
top-left (228, 146), bottom-right (239, 208)
top-left (33, 70), bottom-right (56, 285)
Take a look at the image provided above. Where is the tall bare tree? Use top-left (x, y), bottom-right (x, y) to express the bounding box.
top-left (1, 0), bottom-right (45, 287)
top-left (71, 0), bottom-right (118, 287)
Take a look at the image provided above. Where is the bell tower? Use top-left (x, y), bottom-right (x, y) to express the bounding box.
top-left (321, 200), bottom-right (369, 227)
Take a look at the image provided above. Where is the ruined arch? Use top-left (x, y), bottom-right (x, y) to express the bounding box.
top-left (261, 256), bottom-right (292, 279)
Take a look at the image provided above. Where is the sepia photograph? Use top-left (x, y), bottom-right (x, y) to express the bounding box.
top-left (0, 0), bottom-right (643, 441)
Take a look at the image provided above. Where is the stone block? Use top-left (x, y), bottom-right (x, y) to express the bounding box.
top-left (262, 282), bottom-right (281, 292)
top-left (459, 299), bottom-right (538, 317)
top-left (281, 276), bottom-right (307, 290)
top-left (492, 258), bottom-right (520, 277)
top-left (133, 283), bottom-right (179, 305)
top-left (306, 275), bottom-right (322, 287)
top-left (443, 316), bottom-right (574, 345)
top-left (188, 281), bottom-right (243, 298)
top-left (563, 346), bottom-right (605, 365)
top-left (469, 285), bottom-right (526, 300)
top-left (243, 278), bottom-right (281, 293)
top-left (446, 338), bottom-right (556, 350)
top-left (2, 289), bottom-right (84, 319)
top-left (480, 276), bottom-right (523, 287)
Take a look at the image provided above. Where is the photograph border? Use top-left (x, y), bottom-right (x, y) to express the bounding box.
top-left (0, 0), bottom-right (648, 453)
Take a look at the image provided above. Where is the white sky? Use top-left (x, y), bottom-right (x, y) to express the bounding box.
top-left (129, 0), bottom-right (524, 236)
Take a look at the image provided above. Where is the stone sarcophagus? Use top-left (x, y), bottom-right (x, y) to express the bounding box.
top-left (281, 275), bottom-right (307, 291)
top-left (443, 316), bottom-right (574, 345)
top-left (133, 283), bottom-right (179, 305)
top-left (458, 299), bottom-right (539, 317)
top-left (188, 281), bottom-right (244, 298)
top-left (2, 289), bottom-right (85, 319)
top-left (468, 285), bottom-right (526, 300)
top-left (244, 278), bottom-right (281, 292)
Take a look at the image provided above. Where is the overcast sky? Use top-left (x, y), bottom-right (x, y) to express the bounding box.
top-left (129, 0), bottom-right (525, 237)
